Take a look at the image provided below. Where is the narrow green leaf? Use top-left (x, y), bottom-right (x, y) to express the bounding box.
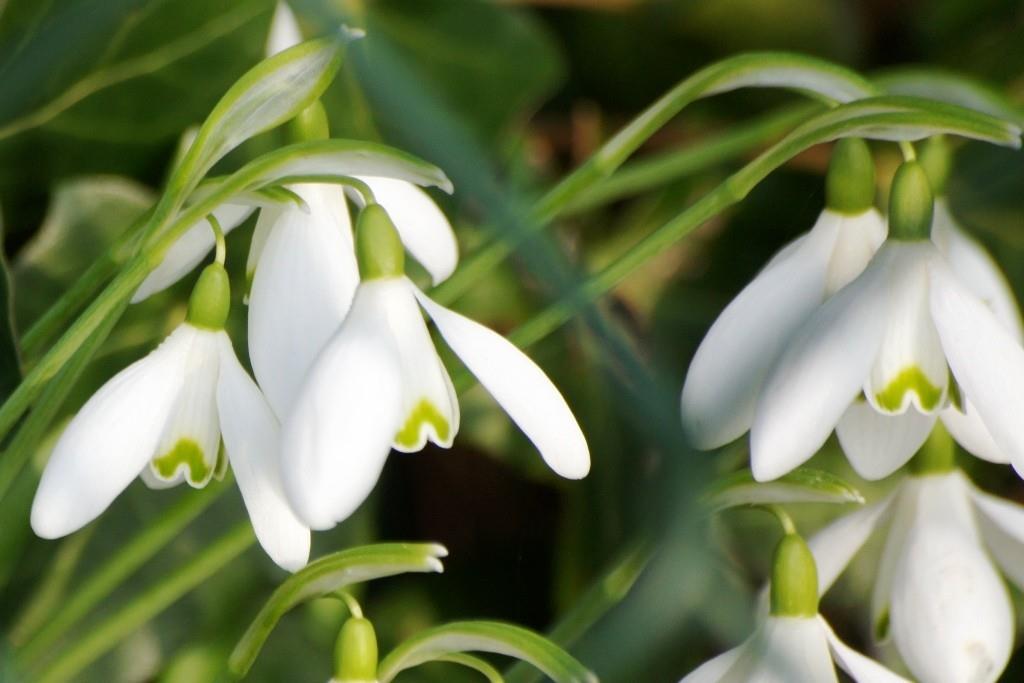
top-left (435, 653), bottom-right (505, 683)
top-left (228, 543), bottom-right (447, 678)
top-left (0, 212), bottom-right (21, 400)
top-left (172, 30), bottom-right (355, 194)
top-left (704, 468), bottom-right (864, 511)
top-left (378, 621), bottom-right (597, 683)
top-left (876, 68), bottom-right (1024, 127)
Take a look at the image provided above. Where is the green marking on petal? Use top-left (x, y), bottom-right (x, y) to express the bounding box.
top-left (395, 399), bottom-right (450, 449)
top-left (874, 607), bottom-right (890, 641)
top-left (214, 444), bottom-right (229, 481)
top-left (153, 438), bottom-right (213, 487)
top-left (874, 366), bottom-right (943, 413)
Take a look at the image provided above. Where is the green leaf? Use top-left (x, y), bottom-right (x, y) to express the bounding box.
top-left (378, 621), bottom-right (597, 683)
top-left (228, 543), bottom-right (448, 678)
top-left (876, 67), bottom-right (1024, 127)
top-left (705, 467), bottom-right (864, 511)
top-left (435, 654), bottom-right (505, 683)
top-left (0, 209), bottom-right (20, 401)
top-left (172, 30), bottom-right (355, 195)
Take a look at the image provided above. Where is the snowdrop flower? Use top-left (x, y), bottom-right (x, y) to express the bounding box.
top-left (807, 429), bottom-right (1020, 683)
top-left (681, 139), bottom-right (885, 449)
top-left (281, 205), bottom-right (589, 530)
top-left (682, 532), bottom-right (907, 682)
top-left (31, 256), bottom-right (310, 571)
top-left (752, 160), bottom-right (1024, 481)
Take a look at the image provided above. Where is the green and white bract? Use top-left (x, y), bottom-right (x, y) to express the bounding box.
top-left (680, 205), bottom-right (886, 450)
top-left (280, 275), bottom-right (591, 531)
top-left (809, 470), bottom-right (1023, 683)
top-left (680, 613), bottom-right (907, 682)
top-left (30, 323), bottom-right (311, 572)
top-left (750, 234), bottom-right (1024, 481)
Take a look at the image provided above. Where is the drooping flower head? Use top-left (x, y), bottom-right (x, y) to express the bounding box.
top-left (281, 204), bottom-right (590, 530)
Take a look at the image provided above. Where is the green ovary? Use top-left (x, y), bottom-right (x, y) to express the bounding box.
top-left (395, 399), bottom-right (450, 448)
top-left (152, 438), bottom-right (213, 486)
top-left (874, 366), bottom-right (943, 412)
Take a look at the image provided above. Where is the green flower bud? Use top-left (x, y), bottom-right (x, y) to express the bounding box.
top-left (887, 161), bottom-right (934, 241)
top-left (356, 204), bottom-right (405, 280)
top-left (910, 421), bottom-right (956, 475)
top-left (770, 533), bottom-right (819, 617)
top-left (186, 264), bottom-right (231, 330)
top-left (289, 100), bottom-right (330, 142)
top-left (825, 138), bottom-right (876, 214)
top-left (334, 617), bottom-right (378, 682)
top-left (918, 135), bottom-right (952, 197)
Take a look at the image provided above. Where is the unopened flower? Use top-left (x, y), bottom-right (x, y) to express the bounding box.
top-left (31, 262), bottom-right (309, 571)
top-left (682, 533), bottom-right (907, 682)
top-left (281, 206), bottom-right (589, 530)
top-left (808, 439), bottom-right (1021, 683)
top-left (681, 139), bottom-right (885, 449)
top-left (752, 160), bottom-right (1024, 480)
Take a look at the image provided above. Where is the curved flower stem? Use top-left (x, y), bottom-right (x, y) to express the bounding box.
top-left (209, 214), bottom-right (226, 266)
top-left (16, 479), bottom-right (230, 666)
top-left (29, 522), bottom-right (254, 683)
top-left (765, 505), bottom-right (797, 536)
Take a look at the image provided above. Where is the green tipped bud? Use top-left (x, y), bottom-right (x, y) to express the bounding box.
top-left (826, 138), bottom-right (876, 214)
top-left (186, 264), bottom-right (231, 330)
top-left (289, 100), bottom-right (330, 142)
top-left (918, 136), bottom-right (952, 197)
top-left (770, 533), bottom-right (819, 617)
top-left (356, 204), bottom-right (405, 280)
top-left (888, 161), bottom-right (934, 241)
top-left (910, 421), bottom-right (956, 475)
top-left (334, 617), bottom-right (378, 682)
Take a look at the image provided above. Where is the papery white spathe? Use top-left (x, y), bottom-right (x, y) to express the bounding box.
top-left (281, 276), bottom-right (590, 530)
top-left (808, 470), bottom-right (1020, 683)
top-left (681, 207), bottom-right (886, 449)
top-left (681, 613), bottom-right (908, 682)
top-left (30, 324), bottom-right (310, 571)
top-left (751, 238), bottom-right (1024, 481)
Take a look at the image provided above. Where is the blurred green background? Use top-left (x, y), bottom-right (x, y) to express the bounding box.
top-left (0, 0), bottom-right (1022, 681)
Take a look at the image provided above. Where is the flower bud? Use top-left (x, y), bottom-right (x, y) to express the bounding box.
top-left (289, 100), bottom-right (330, 142)
top-left (825, 138), bottom-right (876, 214)
top-left (770, 533), bottom-right (819, 617)
top-left (356, 204), bottom-right (405, 280)
top-left (334, 616), bottom-right (378, 683)
top-left (918, 135), bottom-right (952, 197)
top-left (887, 160), bottom-right (934, 241)
top-left (186, 264), bottom-right (231, 330)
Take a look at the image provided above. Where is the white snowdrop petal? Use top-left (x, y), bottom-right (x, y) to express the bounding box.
top-left (932, 200), bottom-right (1023, 340)
top-left (836, 402), bottom-right (936, 479)
top-left (930, 260), bottom-right (1024, 471)
top-left (750, 244), bottom-right (894, 481)
top-left (216, 334), bottom-right (310, 572)
top-left (132, 203), bottom-right (254, 303)
top-left (249, 184), bottom-right (359, 418)
top-left (382, 279), bottom-right (459, 452)
top-left (681, 211), bottom-right (841, 449)
top-left (824, 208), bottom-right (887, 296)
top-left (941, 401), bottom-right (1009, 464)
top-left (147, 329), bottom-right (222, 488)
top-left (30, 326), bottom-right (193, 538)
top-left (865, 242), bottom-right (947, 416)
top-left (820, 616), bottom-right (910, 682)
top-left (678, 643), bottom-right (747, 682)
top-left (266, 0), bottom-right (303, 57)
top-left (870, 478), bottom-right (917, 643)
top-left (970, 484), bottom-right (1024, 590)
top-left (890, 472), bottom-right (1013, 683)
top-left (280, 282), bottom-right (406, 530)
top-left (415, 288), bottom-right (590, 479)
top-left (357, 176), bottom-right (458, 285)
top-left (748, 616), bottom-right (838, 682)
top-left (808, 493), bottom-right (895, 595)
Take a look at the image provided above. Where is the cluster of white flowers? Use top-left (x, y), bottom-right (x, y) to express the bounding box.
top-left (29, 2), bottom-right (589, 573)
top-left (681, 136), bottom-right (1024, 682)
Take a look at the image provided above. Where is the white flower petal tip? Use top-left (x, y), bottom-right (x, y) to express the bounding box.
top-left (414, 288), bottom-right (590, 480)
top-left (821, 617), bottom-right (910, 682)
top-left (355, 176), bottom-right (458, 285)
top-left (216, 334), bottom-right (310, 572)
top-left (266, 1), bottom-right (303, 57)
top-left (836, 403), bottom-right (935, 480)
top-left (340, 25), bottom-right (366, 41)
top-left (30, 326), bottom-right (194, 539)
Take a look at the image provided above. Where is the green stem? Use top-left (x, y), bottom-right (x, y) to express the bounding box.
top-left (29, 522), bottom-right (254, 683)
top-left (17, 480), bottom-right (230, 666)
top-left (504, 541), bottom-right (650, 683)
